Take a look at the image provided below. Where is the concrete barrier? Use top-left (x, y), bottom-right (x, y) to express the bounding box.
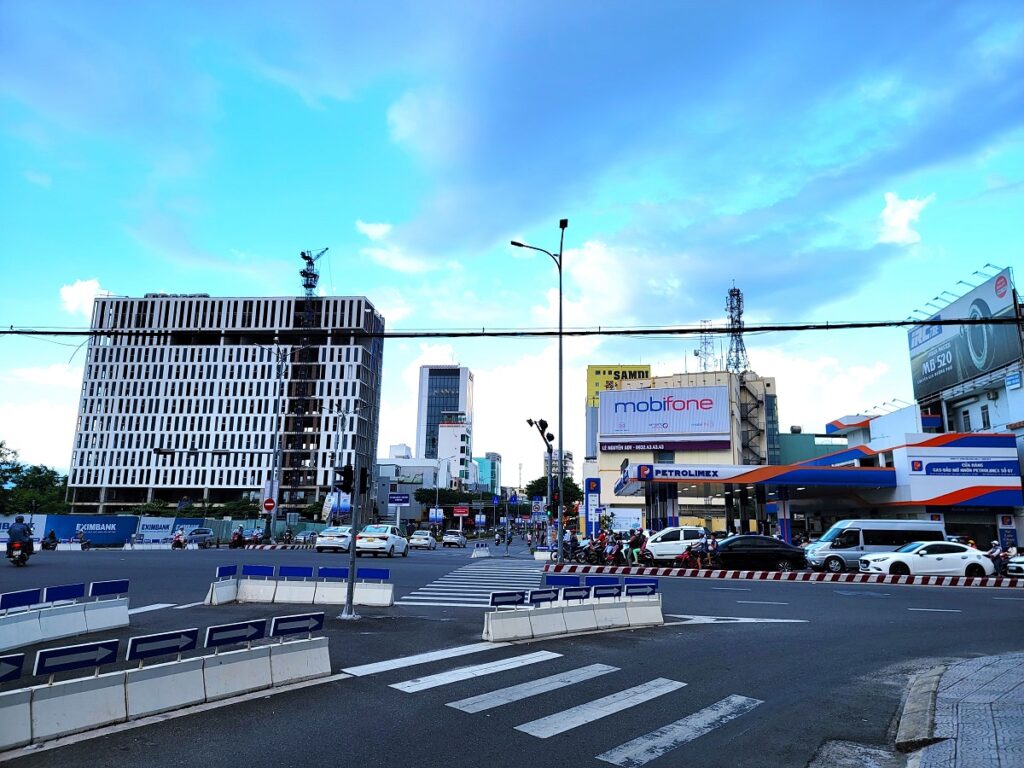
top-left (237, 579), bottom-right (278, 603)
top-left (561, 603), bottom-right (598, 633)
top-left (528, 605), bottom-right (569, 638)
top-left (55, 542), bottom-right (83, 552)
top-left (205, 578), bottom-right (239, 605)
top-left (471, 543), bottom-right (491, 559)
top-left (84, 597), bottom-right (129, 633)
top-left (274, 581), bottom-right (317, 604)
top-left (625, 595), bottom-right (664, 627)
top-left (36, 603), bottom-right (88, 643)
top-left (30, 671), bottom-right (128, 740)
top-left (269, 637), bottom-right (331, 685)
top-left (313, 581), bottom-right (347, 605)
top-left (0, 611), bottom-right (42, 653)
top-left (355, 582), bottom-right (394, 607)
top-left (202, 646), bottom-right (272, 701)
top-left (482, 610), bottom-right (533, 642)
top-left (125, 657), bottom-right (206, 719)
top-left (0, 688), bottom-right (32, 750)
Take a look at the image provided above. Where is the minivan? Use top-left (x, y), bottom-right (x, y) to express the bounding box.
top-left (644, 526), bottom-right (709, 563)
top-left (805, 519), bottom-right (947, 573)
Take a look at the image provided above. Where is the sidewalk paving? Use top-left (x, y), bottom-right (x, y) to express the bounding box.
top-left (916, 653), bottom-right (1024, 768)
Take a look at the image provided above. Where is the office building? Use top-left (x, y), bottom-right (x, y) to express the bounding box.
top-left (543, 449), bottom-right (575, 481)
top-left (474, 452), bottom-right (502, 495)
top-left (415, 365), bottom-right (474, 459)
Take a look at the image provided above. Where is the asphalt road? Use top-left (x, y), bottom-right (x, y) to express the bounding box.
top-left (4, 543), bottom-right (1022, 768)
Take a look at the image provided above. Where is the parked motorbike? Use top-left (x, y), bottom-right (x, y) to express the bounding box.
top-left (7, 540), bottom-right (30, 566)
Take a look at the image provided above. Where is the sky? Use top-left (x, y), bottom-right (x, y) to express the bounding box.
top-left (2, 0), bottom-right (1023, 485)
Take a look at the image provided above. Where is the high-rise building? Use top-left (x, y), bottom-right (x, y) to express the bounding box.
top-left (67, 293), bottom-right (385, 519)
top-left (474, 452), bottom-right (502, 495)
top-left (415, 365), bottom-right (474, 459)
top-left (544, 449), bottom-right (575, 481)
top-left (437, 411), bottom-right (473, 488)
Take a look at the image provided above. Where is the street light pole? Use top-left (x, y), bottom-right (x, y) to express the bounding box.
top-left (264, 342), bottom-right (286, 544)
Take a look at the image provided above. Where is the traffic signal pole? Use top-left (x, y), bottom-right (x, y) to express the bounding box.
top-left (339, 461), bottom-right (359, 620)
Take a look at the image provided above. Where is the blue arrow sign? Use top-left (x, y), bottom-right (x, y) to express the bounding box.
top-left (204, 619), bottom-right (266, 649)
top-left (34, 639), bottom-right (120, 676)
top-left (625, 583), bottom-right (658, 597)
top-left (528, 589), bottom-right (559, 606)
top-left (0, 653), bottom-right (25, 683)
top-left (489, 591), bottom-right (526, 607)
top-left (593, 584), bottom-right (623, 599)
top-left (126, 628), bottom-right (199, 662)
top-left (270, 612), bottom-right (325, 638)
top-left (561, 586), bottom-right (593, 602)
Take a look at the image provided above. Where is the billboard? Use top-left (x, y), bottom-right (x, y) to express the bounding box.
top-left (908, 269), bottom-right (1022, 399)
top-left (598, 386), bottom-right (729, 449)
top-left (586, 364), bottom-right (651, 407)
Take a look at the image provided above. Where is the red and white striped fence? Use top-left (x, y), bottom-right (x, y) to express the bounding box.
top-left (244, 544), bottom-right (314, 551)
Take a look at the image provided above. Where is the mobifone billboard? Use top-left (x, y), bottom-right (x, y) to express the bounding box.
top-left (598, 386), bottom-right (729, 446)
top-left (908, 269), bottom-right (1022, 400)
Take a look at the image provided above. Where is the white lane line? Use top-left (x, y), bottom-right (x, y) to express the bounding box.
top-left (664, 614), bottom-right (807, 625)
top-left (172, 601), bottom-right (205, 610)
top-left (993, 597), bottom-right (1024, 601)
top-left (395, 601), bottom-right (493, 608)
top-left (447, 664), bottom-right (619, 713)
top-left (127, 603), bottom-right (175, 615)
top-left (711, 587), bottom-right (751, 592)
top-left (391, 651), bottom-right (561, 693)
top-left (596, 694), bottom-right (763, 767)
top-left (907, 608), bottom-right (962, 613)
top-left (515, 678), bottom-right (686, 739)
top-left (735, 600), bottom-right (789, 605)
top-left (342, 642), bottom-right (508, 676)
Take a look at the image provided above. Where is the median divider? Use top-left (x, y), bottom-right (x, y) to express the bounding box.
top-left (203, 564), bottom-right (394, 608)
top-left (471, 542), bottom-right (491, 559)
top-left (0, 582), bottom-right (129, 653)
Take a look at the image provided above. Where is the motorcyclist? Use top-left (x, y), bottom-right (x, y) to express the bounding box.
top-left (6, 515), bottom-right (34, 555)
top-left (986, 540), bottom-right (1004, 573)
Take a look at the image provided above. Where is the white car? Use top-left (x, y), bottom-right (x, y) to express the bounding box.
top-left (1006, 554), bottom-right (1024, 577)
top-left (356, 525), bottom-right (409, 557)
top-left (315, 526), bottom-right (351, 553)
top-left (442, 529), bottom-right (467, 548)
top-left (408, 530), bottom-right (437, 550)
top-left (859, 541), bottom-right (994, 577)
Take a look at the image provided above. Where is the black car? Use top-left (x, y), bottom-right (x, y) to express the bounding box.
top-left (716, 535), bottom-right (807, 572)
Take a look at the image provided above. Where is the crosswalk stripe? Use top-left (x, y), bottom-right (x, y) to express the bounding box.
top-left (515, 678), bottom-right (686, 738)
top-left (447, 664), bottom-right (619, 713)
top-left (341, 642), bottom-right (507, 676)
top-left (395, 600), bottom-right (495, 608)
top-left (596, 694), bottom-right (763, 767)
top-left (391, 651), bottom-right (561, 693)
top-left (127, 603), bottom-right (175, 615)
top-left (400, 562), bottom-right (543, 608)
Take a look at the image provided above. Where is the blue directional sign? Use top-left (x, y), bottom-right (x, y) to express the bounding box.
top-left (90, 580), bottom-right (129, 598)
top-left (388, 493), bottom-right (410, 505)
top-left (0, 588), bottom-right (41, 611)
top-left (624, 583), bottom-right (658, 597)
top-left (0, 653), bottom-right (25, 683)
top-left (126, 628), bottom-right (199, 662)
top-left (509, 494), bottom-right (518, 505)
top-left (215, 565), bottom-right (238, 579)
top-left (43, 583), bottom-right (86, 603)
top-left (532, 496), bottom-right (542, 503)
top-left (34, 639), bottom-right (120, 677)
top-left (528, 589), bottom-right (559, 606)
top-left (492, 495), bottom-right (500, 505)
top-left (593, 584), bottom-right (623, 599)
top-left (204, 619), bottom-right (266, 649)
top-left (489, 591), bottom-right (526, 607)
top-left (561, 586), bottom-right (592, 602)
top-left (270, 612), bottom-right (325, 638)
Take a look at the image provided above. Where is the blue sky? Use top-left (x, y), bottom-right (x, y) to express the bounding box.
top-left (2, 0), bottom-right (1023, 480)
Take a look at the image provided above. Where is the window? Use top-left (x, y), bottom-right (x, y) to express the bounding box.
top-left (863, 529), bottom-right (944, 547)
top-left (833, 529), bottom-right (861, 549)
top-left (656, 530), bottom-right (680, 542)
top-left (962, 409), bottom-right (972, 431)
top-left (980, 405), bottom-right (991, 430)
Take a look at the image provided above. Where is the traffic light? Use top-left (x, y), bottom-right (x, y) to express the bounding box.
top-left (552, 489), bottom-right (560, 508)
top-left (359, 466), bottom-right (369, 494)
top-left (544, 505), bottom-right (551, 517)
top-left (339, 464), bottom-right (354, 494)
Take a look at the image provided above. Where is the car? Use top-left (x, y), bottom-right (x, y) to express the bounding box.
top-left (294, 530), bottom-right (318, 545)
top-left (713, 535), bottom-right (808, 572)
top-left (1006, 554), bottom-right (1024, 576)
top-left (185, 527), bottom-right (216, 548)
top-left (805, 519), bottom-right (947, 573)
top-left (356, 525), bottom-right (409, 557)
top-left (859, 541), bottom-right (994, 577)
top-left (442, 530), bottom-right (467, 548)
top-left (408, 530), bottom-right (437, 550)
top-left (315, 526), bottom-right (351, 553)
top-left (644, 526), bottom-right (709, 563)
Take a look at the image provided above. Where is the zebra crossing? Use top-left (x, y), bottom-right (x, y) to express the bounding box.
top-left (342, 642), bottom-right (763, 766)
top-left (396, 560), bottom-right (544, 608)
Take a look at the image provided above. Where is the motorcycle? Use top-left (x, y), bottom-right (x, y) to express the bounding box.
top-left (7, 540), bottom-right (30, 566)
top-left (171, 532), bottom-right (186, 550)
top-left (229, 531), bottom-right (246, 549)
top-left (41, 537), bottom-right (59, 551)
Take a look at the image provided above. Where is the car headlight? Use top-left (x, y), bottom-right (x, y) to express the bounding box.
top-left (870, 557), bottom-right (889, 563)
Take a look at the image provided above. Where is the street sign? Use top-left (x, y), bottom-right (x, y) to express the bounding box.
top-left (625, 583), bottom-right (658, 597)
top-left (471, 500), bottom-right (486, 509)
top-left (453, 506), bottom-right (469, 517)
top-left (263, 498), bottom-right (276, 513)
top-left (388, 493), bottom-right (410, 505)
top-left (510, 493), bottom-right (518, 504)
top-left (528, 589), bottom-right (559, 606)
top-left (0, 653), bottom-right (25, 683)
top-left (34, 639), bottom-right (120, 677)
top-left (489, 591), bottom-right (526, 607)
top-left (270, 612), bottom-right (325, 638)
top-left (531, 501), bottom-right (542, 515)
top-left (474, 514), bottom-right (486, 526)
top-left (429, 508), bottom-right (443, 523)
top-left (204, 619), bottom-right (267, 649)
top-left (126, 628), bottom-right (199, 662)
top-left (492, 495), bottom-right (500, 505)
top-left (532, 496), bottom-right (542, 502)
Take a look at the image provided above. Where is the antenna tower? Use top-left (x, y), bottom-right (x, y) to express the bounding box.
top-left (726, 284), bottom-right (749, 374)
top-left (696, 320), bottom-right (715, 372)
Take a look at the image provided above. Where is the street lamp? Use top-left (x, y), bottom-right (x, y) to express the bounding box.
top-left (514, 219), bottom-right (569, 564)
top-left (526, 418), bottom-right (558, 561)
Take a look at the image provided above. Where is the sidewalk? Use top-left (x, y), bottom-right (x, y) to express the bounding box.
top-left (915, 653), bottom-right (1024, 768)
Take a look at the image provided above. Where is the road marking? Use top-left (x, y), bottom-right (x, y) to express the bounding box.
top-left (172, 601), bottom-right (205, 610)
top-left (127, 603), bottom-right (175, 615)
top-left (735, 600), bottom-right (789, 605)
top-left (395, 601), bottom-right (494, 608)
top-left (341, 642), bottom-right (508, 676)
top-left (834, 590), bottom-right (890, 598)
top-left (907, 608), bottom-right (962, 613)
top-left (391, 651), bottom-right (561, 693)
top-left (596, 694), bottom-right (763, 766)
top-left (711, 587), bottom-right (751, 592)
top-left (447, 664), bottom-right (619, 713)
top-left (515, 678), bottom-right (686, 738)
top-left (993, 597), bottom-right (1024, 601)
top-left (664, 614), bottom-right (807, 625)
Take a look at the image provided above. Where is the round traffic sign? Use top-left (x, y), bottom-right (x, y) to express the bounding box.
top-left (263, 498), bottom-right (276, 512)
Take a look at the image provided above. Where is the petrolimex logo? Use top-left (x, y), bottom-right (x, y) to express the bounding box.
top-left (637, 465), bottom-right (654, 481)
top-left (613, 394), bottom-right (715, 413)
top-left (911, 460), bottom-right (924, 472)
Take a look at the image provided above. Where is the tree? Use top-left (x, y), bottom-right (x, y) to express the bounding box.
top-left (7, 461), bottom-right (69, 515)
top-left (0, 441), bottom-right (22, 516)
top-left (524, 476), bottom-right (583, 506)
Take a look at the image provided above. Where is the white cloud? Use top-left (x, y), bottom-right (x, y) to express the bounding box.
top-left (59, 279), bottom-right (110, 320)
top-left (386, 89), bottom-right (468, 167)
top-left (361, 246), bottom-right (433, 274)
top-left (877, 192), bottom-right (935, 246)
top-left (0, 398), bottom-right (78, 470)
top-left (23, 170), bottom-right (52, 188)
top-left (355, 220), bottom-right (392, 241)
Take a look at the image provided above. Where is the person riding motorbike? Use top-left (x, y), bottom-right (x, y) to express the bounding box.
top-left (6, 515), bottom-right (34, 557)
top-left (986, 540), bottom-right (1004, 574)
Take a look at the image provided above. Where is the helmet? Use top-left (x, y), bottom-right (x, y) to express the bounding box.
top-left (15, 515), bottom-right (24, 523)
top-left (992, 541), bottom-right (1000, 546)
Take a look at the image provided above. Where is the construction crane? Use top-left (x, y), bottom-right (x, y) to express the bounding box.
top-left (299, 248), bottom-right (328, 297)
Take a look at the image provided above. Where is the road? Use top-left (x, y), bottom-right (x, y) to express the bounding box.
top-left (3, 542), bottom-right (1021, 767)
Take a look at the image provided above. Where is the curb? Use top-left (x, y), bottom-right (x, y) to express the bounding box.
top-left (895, 665), bottom-right (946, 752)
top-left (543, 564), bottom-right (1024, 588)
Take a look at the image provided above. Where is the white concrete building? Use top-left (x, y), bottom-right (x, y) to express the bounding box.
top-left (415, 365), bottom-right (473, 459)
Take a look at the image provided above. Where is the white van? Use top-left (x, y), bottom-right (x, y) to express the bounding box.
top-left (805, 519), bottom-right (947, 573)
top-left (644, 526), bottom-right (709, 563)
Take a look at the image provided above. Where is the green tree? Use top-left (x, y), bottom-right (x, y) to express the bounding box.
top-left (0, 441), bottom-right (22, 516)
top-left (8, 463), bottom-right (69, 515)
top-left (136, 501), bottom-right (175, 516)
top-left (523, 476), bottom-right (583, 505)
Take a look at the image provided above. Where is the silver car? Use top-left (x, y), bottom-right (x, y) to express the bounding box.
top-left (442, 530), bottom-right (467, 548)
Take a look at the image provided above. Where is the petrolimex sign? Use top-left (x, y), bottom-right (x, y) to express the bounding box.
top-left (599, 386), bottom-right (729, 438)
top-left (636, 464), bottom-right (742, 482)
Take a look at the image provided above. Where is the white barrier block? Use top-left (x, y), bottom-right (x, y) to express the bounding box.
top-left (528, 606), bottom-right (568, 638)
top-left (0, 688), bottom-right (32, 750)
top-left (202, 646), bottom-right (272, 701)
top-left (30, 671), bottom-right (127, 740)
top-left (482, 610), bottom-right (533, 642)
top-left (204, 579), bottom-right (239, 606)
top-left (84, 597), bottom-right (129, 633)
top-left (592, 599), bottom-right (630, 630)
top-left (0, 611), bottom-right (42, 653)
top-left (354, 582), bottom-right (394, 607)
top-left (313, 582), bottom-right (347, 605)
top-left (561, 603), bottom-right (598, 633)
top-left (236, 579), bottom-right (278, 604)
top-left (270, 637), bottom-right (331, 685)
top-left (471, 547), bottom-right (491, 559)
top-left (625, 596), bottom-right (664, 628)
top-left (534, 551), bottom-right (551, 561)
top-left (37, 603), bottom-right (88, 643)
top-left (56, 542), bottom-right (83, 551)
top-left (126, 657), bottom-right (206, 719)
top-left (273, 582), bottom-right (317, 604)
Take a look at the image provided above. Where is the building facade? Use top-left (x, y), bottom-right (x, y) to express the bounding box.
top-left (543, 449), bottom-right (575, 482)
top-left (474, 452), bottom-right (502, 495)
top-left (415, 365), bottom-right (474, 459)
top-left (67, 293), bottom-right (384, 519)
top-left (584, 364), bottom-right (651, 458)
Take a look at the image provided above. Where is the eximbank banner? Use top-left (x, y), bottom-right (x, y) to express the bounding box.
top-left (599, 386), bottom-right (729, 439)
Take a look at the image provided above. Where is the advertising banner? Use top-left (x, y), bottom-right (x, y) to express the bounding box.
top-left (52, 516), bottom-right (140, 546)
top-left (908, 269), bottom-right (1022, 399)
top-left (598, 386), bottom-right (729, 441)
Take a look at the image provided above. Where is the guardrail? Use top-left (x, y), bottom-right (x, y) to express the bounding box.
top-left (203, 564), bottom-right (394, 607)
top-left (0, 581), bottom-right (130, 653)
top-left (0, 612), bottom-right (330, 749)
